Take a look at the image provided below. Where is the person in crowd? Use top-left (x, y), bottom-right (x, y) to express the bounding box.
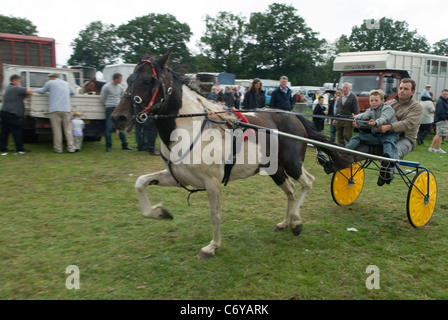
top-left (335, 82), bottom-right (359, 145)
top-left (269, 76), bottom-right (294, 111)
top-left (136, 118), bottom-right (160, 156)
top-left (242, 78), bottom-right (265, 109)
top-left (346, 90), bottom-right (399, 186)
top-left (428, 89), bottom-right (448, 153)
top-left (34, 73), bottom-right (76, 153)
top-left (328, 89), bottom-right (342, 143)
top-left (223, 86), bottom-right (235, 108)
top-left (0, 74), bottom-right (33, 154)
top-left (233, 87), bottom-right (241, 109)
top-left (312, 96), bottom-right (327, 132)
top-left (71, 111), bottom-right (85, 152)
top-left (208, 87), bottom-right (218, 101)
top-left (100, 73), bottom-right (132, 152)
top-left (416, 92), bottom-right (435, 145)
top-left (421, 84), bottom-right (432, 99)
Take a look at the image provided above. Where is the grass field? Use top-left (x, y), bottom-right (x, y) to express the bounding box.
top-left (0, 127), bottom-right (447, 300)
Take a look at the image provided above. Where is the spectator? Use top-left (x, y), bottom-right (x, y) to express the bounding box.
top-left (233, 87), bottom-right (241, 109)
top-left (0, 74), bottom-right (32, 154)
top-left (100, 73), bottom-right (132, 152)
top-left (269, 76), bottom-right (294, 111)
top-left (328, 89), bottom-right (342, 143)
top-left (208, 87), bottom-right (218, 101)
top-left (335, 82), bottom-right (359, 145)
top-left (136, 119), bottom-right (160, 156)
top-left (313, 96), bottom-right (327, 132)
top-left (242, 78), bottom-right (265, 109)
top-left (71, 111), bottom-right (85, 152)
top-left (417, 92), bottom-right (435, 145)
top-left (428, 89), bottom-right (448, 153)
top-left (223, 86), bottom-right (235, 108)
top-left (421, 85), bottom-right (432, 99)
top-left (34, 73), bottom-right (76, 153)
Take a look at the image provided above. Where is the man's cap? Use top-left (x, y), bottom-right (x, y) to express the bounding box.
top-left (48, 73), bottom-right (59, 78)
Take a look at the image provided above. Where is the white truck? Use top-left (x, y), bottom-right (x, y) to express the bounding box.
top-left (0, 64), bottom-right (105, 141)
top-left (333, 50), bottom-right (448, 111)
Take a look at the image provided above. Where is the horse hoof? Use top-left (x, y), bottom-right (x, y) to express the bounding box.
top-left (291, 224), bottom-right (303, 236)
top-left (196, 251), bottom-right (214, 260)
top-left (159, 208), bottom-right (173, 220)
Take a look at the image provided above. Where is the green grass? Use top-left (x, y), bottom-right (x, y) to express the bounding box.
top-left (0, 129), bottom-right (447, 300)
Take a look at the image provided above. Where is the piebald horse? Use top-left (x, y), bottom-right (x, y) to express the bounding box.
top-left (111, 50), bottom-right (352, 259)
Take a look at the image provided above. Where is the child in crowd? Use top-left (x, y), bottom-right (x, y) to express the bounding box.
top-left (345, 90), bottom-right (399, 186)
top-left (312, 96), bottom-right (327, 132)
top-left (71, 111), bottom-right (85, 152)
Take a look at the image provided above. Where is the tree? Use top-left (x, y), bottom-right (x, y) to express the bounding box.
top-left (199, 12), bottom-right (246, 74)
top-left (68, 21), bottom-right (120, 70)
top-left (349, 17), bottom-right (430, 53)
top-left (432, 38), bottom-right (448, 56)
top-left (244, 3), bottom-right (324, 84)
top-left (0, 15), bottom-right (37, 35)
top-left (117, 14), bottom-right (192, 66)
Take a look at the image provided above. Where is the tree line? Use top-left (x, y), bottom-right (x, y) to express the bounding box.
top-left (2, 3), bottom-right (447, 86)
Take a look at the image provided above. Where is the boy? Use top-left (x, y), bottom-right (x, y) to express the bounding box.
top-left (345, 90), bottom-right (399, 186)
top-left (71, 111), bottom-right (85, 152)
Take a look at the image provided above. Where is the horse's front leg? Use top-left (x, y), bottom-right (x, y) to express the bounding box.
top-left (196, 179), bottom-right (222, 259)
top-left (135, 169), bottom-right (177, 220)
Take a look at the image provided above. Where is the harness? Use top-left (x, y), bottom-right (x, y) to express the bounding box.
top-left (125, 58), bottom-right (254, 203)
top-left (125, 59), bottom-right (174, 124)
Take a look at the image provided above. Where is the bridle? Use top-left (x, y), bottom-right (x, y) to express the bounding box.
top-left (125, 58), bottom-right (173, 124)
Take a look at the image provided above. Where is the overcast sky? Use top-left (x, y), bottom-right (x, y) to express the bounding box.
top-left (3, 0), bottom-right (447, 67)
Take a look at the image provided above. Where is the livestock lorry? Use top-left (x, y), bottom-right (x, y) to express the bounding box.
top-left (333, 50), bottom-right (448, 111)
top-left (0, 33), bottom-right (56, 85)
top-left (1, 64), bottom-right (104, 141)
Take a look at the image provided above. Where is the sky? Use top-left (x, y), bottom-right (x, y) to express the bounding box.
top-left (3, 0), bottom-right (447, 67)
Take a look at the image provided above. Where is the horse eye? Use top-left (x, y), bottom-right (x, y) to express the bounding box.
top-left (143, 77), bottom-right (153, 85)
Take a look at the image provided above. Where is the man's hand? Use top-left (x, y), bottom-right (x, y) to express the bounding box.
top-left (377, 124), bottom-right (392, 133)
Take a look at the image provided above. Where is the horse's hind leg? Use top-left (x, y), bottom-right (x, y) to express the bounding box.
top-left (275, 167), bottom-right (315, 235)
top-left (135, 169), bottom-right (178, 219)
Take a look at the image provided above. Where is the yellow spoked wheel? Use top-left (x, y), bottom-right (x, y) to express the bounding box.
top-left (407, 170), bottom-right (437, 228)
top-left (331, 162), bottom-right (365, 206)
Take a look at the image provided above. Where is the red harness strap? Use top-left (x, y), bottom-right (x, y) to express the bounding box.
top-left (227, 108), bottom-right (255, 141)
top-left (135, 59), bottom-right (161, 115)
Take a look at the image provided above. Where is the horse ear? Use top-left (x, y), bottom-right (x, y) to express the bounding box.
top-left (159, 49), bottom-right (172, 67)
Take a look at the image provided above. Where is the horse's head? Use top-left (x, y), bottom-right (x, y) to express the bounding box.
top-left (82, 78), bottom-right (96, 94)
top-left (111, 50), bottom-right (174, 132)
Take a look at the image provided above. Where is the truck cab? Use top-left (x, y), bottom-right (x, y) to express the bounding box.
top-left (337, 71), bottom-right (401, 111)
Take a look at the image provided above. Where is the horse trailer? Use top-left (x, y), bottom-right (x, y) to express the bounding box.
top-left (333, 50), bottom-right (448, 111)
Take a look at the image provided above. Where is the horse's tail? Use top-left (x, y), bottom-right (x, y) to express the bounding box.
top-left (295, 115), bottom-right (353, 171)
